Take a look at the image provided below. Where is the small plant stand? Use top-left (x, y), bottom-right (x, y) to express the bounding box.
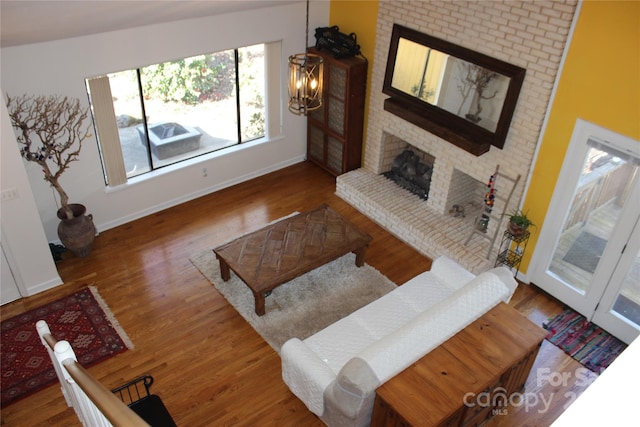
top-left (495, 229), bottom-right (530, 276)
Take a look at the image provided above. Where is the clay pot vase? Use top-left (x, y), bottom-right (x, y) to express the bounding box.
top-left (507, 220), bottom-right (527, 238)
top-left (57, 203), bottom-right (96, 257)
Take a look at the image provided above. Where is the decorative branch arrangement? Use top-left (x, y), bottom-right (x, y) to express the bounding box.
top-left (467, 66), bottom-right (499, 122)
top-left (6, 94), bottom-right (92, 219)
top-left (456, 62), bottom-right (499, 122)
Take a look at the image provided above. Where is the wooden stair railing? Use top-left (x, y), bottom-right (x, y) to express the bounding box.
top-left (37, 320), bottom-right (149, 427)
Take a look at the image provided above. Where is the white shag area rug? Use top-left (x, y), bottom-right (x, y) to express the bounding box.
top-left (190, 250), bottom-right (396, 352)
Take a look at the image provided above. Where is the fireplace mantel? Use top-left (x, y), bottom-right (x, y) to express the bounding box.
top-left (384, 98), bottom-right (492, 156)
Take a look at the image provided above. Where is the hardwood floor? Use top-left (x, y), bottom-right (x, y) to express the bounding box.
top-left (0, 161), bottom-right (596, 426)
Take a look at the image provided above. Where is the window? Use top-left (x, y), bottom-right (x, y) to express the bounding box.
top-left (86, 42), bottom-right (277, 185)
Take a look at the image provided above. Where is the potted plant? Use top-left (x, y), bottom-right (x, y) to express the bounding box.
top-left (6, 94), bottom-right (96, 257)
top-left (506, 209), bottom-right (535, 237)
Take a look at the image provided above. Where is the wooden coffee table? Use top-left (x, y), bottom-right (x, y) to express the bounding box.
top-left (213, 204), bottom-right (373, 316)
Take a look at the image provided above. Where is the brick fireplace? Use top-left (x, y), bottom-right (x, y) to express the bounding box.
top-left (336, 0), bottom-right (577, 273)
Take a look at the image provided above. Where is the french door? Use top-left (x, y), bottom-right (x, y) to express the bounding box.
top-left (530, 119), bottom-right (640, 344)
top-left (591, 218), bottom-right (640, 343)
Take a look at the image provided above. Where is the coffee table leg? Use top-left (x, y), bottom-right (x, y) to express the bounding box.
top-left (254, 292), bottom-right (266, 316)
top-left (354, 245), bottom-right (369, 267)
top-left (218, 258), bottom-right (231, 281)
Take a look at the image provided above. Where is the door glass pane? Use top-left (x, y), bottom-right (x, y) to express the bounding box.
top-left (612, 249), bottom-right (640, 327)
top-left (548, 141), bottom-right (640, 293)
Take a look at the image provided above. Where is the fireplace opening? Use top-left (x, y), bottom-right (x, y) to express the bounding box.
top-left (383, 148), bottom-right (434, 200)
top-left (445, 168), bottom-right (487, 219)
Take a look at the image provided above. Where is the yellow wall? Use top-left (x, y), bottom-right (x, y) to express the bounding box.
top-left (520, 0), bottom-right (640, 272)
top-left (329, 1), bottom-right (379, 159)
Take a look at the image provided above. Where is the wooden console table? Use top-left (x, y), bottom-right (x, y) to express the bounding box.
top-left (371, 302), bottom-right (547, 427)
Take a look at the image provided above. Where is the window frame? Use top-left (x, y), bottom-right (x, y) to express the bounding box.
top-left (86, 41), bottom-right (282, 187)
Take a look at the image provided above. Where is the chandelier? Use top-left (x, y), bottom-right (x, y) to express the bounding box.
top-left (288, 0), bottom-right (323, 115)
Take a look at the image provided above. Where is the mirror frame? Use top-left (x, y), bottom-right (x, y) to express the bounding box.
top-left (382, 24), bottom-right (526, 156)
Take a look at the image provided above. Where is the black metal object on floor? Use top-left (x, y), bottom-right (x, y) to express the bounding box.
top-left (112, 375), bottom-right (177, 427)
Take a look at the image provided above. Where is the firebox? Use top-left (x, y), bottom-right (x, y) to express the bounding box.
top-left (379, 132), bottom-right (435, 201)
top-left (383, 148), bottom-right (434, 200)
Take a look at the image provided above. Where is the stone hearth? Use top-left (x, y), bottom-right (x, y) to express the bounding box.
top-left (337, 169), bottom-right (493, 274)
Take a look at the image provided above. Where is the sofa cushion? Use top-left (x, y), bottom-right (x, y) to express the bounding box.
top-left (303, 266), bottom-right (454, 374)
top-left (357, 270), bottom-right (510, 383)
top-left (304, 315), bottom-right (378, 375)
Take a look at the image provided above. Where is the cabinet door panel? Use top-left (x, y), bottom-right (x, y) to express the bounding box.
top-left (327, 136), bottom-right (344, 175)
top-left (328, 100), bottom-right (346, 136)
top-left (308, 125), bottom-right (325, 163)
top-left (329, 66), bottom-right (347, 100)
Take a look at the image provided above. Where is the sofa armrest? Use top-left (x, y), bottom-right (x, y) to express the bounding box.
top-left (322, 357), bottom-right (380, 427)
top-left (429, 256), bottom-right (476, 291)
top-left (484, 266), bottom-right (518, 302)
top-left (281, 338), bottom-right (336, 416)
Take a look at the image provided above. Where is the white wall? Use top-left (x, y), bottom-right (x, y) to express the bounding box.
top-left (1, 101), bottom-right (62, 296)
top-left (0, 2), bottom-right (329, 294)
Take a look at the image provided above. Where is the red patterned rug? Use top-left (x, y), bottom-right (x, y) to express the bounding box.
top-left (1, 286), bottom-right (133, 407)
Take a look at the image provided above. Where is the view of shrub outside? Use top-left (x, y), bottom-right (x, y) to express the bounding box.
top-left (88, 44), bottom-right (265, 178)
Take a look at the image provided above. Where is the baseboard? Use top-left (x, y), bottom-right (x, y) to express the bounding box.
top-left (94, 157), bottom-right (306, 235)
top-left (25, 275), bottom-right (64, 297)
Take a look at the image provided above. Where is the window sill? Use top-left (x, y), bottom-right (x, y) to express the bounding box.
top-left (105, 135), bottom-right (279, 193)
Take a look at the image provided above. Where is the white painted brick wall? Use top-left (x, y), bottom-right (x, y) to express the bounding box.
top-left (337, 0), bottom-right (577, 272)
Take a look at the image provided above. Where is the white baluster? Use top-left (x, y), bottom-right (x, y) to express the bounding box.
top-left (55, 340), bottom-right (114, 426)
top-left (36, 320), bottom-right (73, 408)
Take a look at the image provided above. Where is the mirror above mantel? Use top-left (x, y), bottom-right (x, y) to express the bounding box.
top-left (383, 24), bottom-right (526, 156)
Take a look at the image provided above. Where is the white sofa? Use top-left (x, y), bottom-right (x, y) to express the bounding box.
top-left (280, 256), bottom-right (517, 427)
